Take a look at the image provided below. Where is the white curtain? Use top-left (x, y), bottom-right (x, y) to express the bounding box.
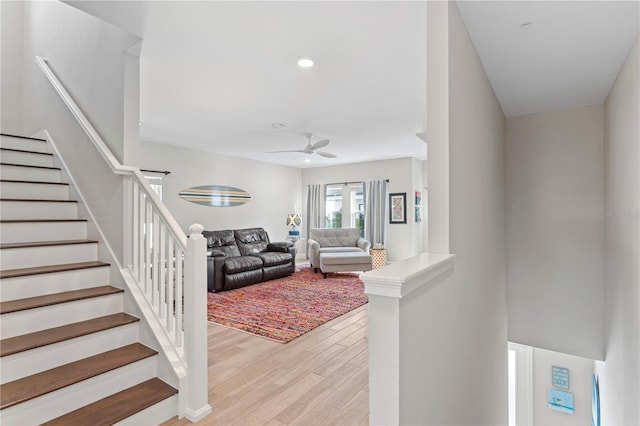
top-left (306, 184), bottom-right (325, 256)
top-left (363, 180), bottom-right (388, 247)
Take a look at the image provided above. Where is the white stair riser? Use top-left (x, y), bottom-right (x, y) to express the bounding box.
top-left (0, 200), bottom-right (77, 220)
top-left (1, 293), bottom-right (123, 338)
top-left (1, 242), bottom-right (98, 270)
top-left (0, 150), bottom-right (53, 167)
top-left (0, 164), bottom-right (61, 182)
top-left (0, 136), bottom-right (48, 153)
top-left (1, 323), bottom-right (140, 384)
top-left (0, 181), bottom-right (68, 200)
top-left (1, 267), bottom-right (110, 301)
top-left (0, 221), bottom-right (87, 244)
top-left (117, 394), bottom-right (178, 426)
top-left (0, 356), bottom-right (157, 425)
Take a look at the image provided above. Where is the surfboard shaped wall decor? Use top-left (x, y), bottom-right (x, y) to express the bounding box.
top-left (179, 185), bottom-right (251, 207)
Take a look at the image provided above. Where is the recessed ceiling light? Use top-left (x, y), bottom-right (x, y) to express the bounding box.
top-left (304, 158), bottom-right (311, 163)
top-left (270, 122), bottom-right (286, 129)
top-left (297, 58), bottom-right (314, 68)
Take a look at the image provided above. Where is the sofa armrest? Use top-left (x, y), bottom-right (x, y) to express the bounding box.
top-left (357, 238), bottom-right (371, 253)
top-left (308, 238), bottom-right (321, 269)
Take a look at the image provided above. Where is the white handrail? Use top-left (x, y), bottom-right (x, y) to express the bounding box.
top-left (36, 55), bottom-right (210, 421)
top-left (35, 56), bottom-right (187, 250)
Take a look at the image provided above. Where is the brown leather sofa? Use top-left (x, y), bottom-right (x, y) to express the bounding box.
top-left (203, 227), bottom-right (296, 292)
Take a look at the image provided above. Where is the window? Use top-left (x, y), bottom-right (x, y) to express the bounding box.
top-left (325, 183), bottom-right (364, 236)
top-left (144, 175), bottom-right (163, 200)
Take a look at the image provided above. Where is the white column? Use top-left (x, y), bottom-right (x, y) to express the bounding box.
top-left (183, 223), bottom-right (212, 421)
top-left (362, 253), bottom-right (454, 425)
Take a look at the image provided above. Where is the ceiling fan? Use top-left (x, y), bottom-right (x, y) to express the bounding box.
top-left (267, 132), bottom-right (337, 158)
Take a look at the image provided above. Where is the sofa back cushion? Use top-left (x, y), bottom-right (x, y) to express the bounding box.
top-left (309, 228), bottom-right (361, 248)
top-left (203, 229), bottom-right (241, 257)
top-left (234, 228), bottom-right (270, 255)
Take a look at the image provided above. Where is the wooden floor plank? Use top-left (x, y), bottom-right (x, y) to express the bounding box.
top-left (160, 304), bottom-right (369, 426)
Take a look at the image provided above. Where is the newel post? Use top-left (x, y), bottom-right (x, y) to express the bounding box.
top-left (183, 223), bottom-right (212, 421)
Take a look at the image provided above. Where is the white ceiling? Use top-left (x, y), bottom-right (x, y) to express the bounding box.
top-left (64, 1), bottom-right (638, 168)
top-left (456, 0), bottom-right (639, 118)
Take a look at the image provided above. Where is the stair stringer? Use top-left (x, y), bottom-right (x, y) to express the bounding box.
top-left (37, 129), bottom-right (187, 405)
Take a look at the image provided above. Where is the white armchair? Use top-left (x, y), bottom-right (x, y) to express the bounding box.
top-left (307, 228), bottom-right (371, 272)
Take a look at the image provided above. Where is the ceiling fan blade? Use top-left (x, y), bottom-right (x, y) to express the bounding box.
top-left (266, 149), bottom-right (309, 154)
top-left (310, 139), bottom-right (330, 150)
top-left (316, 151), bottom-right (337, 158)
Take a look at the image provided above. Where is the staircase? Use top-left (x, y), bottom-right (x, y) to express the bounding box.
top-left (0, 133), bottom-right (178, 425)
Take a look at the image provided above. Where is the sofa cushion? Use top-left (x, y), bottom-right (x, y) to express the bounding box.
top-left (235, 228), bottom-right (270, 255)
top-left (224, 255), bottom-right (263, 273)
top-left (254, 251), bottom-right (292, 267)
top-left (309, 228), bottom-right (361, 248)
top-left (203, 230), bottom-right (241, 258)
top-left (318, 247), bottom-right (363, 254)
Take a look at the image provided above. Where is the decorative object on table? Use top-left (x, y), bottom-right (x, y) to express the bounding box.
top-left (370, 244), bottom-right (387, 269)
top-left (415, 191), bottom-right (422, 223)
top-left (179, 185), bottom-right (251, 207)
top-left (389, 192), bottom-right (407, 224)
top-left (207, 266), bottom-right (368, 343)
top-left (287, 213), bottom-right (302, 237)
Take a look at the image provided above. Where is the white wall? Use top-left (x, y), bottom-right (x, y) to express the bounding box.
top-left (138, 140), bottom-right (302, 241)
top-left (506, 105), bottom-right (605, 361)
top-left (0, 0), bottom-right (24, 134)
top-left (19, 1), bottom-right (141, 264)
top-left (399, 2), bottom-right (507, 424)
top-left (301, 157), bottom-right (423, 262)
top-left (595, 34), bottom-right (640, 426)
top-left (532, 347), bottom-right (594, 426)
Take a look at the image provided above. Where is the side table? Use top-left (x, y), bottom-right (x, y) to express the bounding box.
top-left (369, 248), bottom-right (387, 269)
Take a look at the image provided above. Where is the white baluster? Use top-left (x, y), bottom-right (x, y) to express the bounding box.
top-left (132, 183), bottom-right (140, 279)
top-left (167, 238), bottom-right (175, 331)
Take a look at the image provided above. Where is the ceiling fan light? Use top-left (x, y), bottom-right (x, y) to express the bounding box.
top-left (297, 57), bottom-right (314, 68)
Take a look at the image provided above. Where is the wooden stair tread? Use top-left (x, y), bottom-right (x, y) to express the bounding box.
top-left (42, 378), bottom-right (177, 426)
top-left (0, 219), bottom-right (87, 223)
top-left (0, 133), bottom-right (47, 142)
top-left (0, 343), bottom-right (158, 409)
top-left (0, 285), bottom-right (122, 314)
top-left (0, 239), bottom-right (97, 249)
top-left (0, 147), bottom-right (52, 156)
top-left (0, 162), bottom-right (60, 170)
top-left (0, 179), bottom-right (67, 186)
top-left (0, 260), bottom-right (109, 279)
top-left (0, 198), bottom-right (76, 202)
top-left (0, 313), bottom-right (139, 357)
top-left (0, 260), bottom-right (108, 279)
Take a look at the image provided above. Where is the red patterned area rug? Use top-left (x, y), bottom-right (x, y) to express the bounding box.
top-left (207, 266), bottom-right (368, 343)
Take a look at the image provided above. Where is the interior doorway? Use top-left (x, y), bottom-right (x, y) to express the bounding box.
top-left (508, 342), bottom-right (533, 425)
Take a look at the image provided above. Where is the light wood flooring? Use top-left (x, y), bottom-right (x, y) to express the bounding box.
top-left (161, 304), bottom-right (369, 426)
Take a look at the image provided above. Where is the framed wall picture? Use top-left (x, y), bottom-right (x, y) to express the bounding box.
top-left (389, 193), bottom-right (407, 224)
